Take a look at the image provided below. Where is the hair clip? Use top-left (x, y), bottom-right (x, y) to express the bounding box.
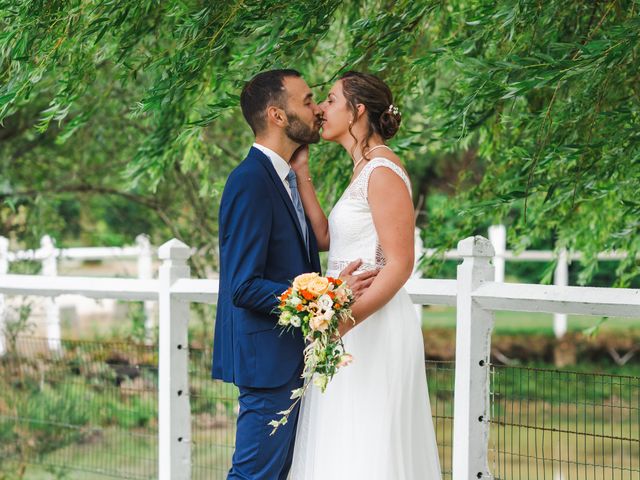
top-left (388, 104), bottom-right (400, 116)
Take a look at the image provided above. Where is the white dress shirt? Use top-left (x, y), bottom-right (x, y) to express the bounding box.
top-left (253, 143), bottom-right (292, 199)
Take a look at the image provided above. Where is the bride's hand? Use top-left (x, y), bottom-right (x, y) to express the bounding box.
top-left (290, 144), bottom-right (310, 173)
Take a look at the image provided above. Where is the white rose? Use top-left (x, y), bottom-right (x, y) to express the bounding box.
top-left (317, 294), bottom-right (333, 311)
top-left (278, 310), bottom-right (293, 325)
top-left (290, 315), bottom-right (302, 328)
top-left (309, 313), bottom-right (330, 332)
top-left (289, 296), bottom-right (302, 307)
top-left (278, 311), bottom-right (291, 326)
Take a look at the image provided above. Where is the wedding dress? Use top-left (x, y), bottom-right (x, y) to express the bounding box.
top-left (289, 158), bottom-right (442, 479)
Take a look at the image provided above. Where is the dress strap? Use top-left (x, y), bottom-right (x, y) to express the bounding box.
top-left (361, 157), bottom-right (412, 198)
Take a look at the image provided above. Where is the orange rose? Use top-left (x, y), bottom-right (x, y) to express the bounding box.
top-left (307, 276), bottom-right (330, 297)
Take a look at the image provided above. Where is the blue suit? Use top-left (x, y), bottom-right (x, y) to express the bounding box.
top-left (212, 147), bottom-right (321, 479)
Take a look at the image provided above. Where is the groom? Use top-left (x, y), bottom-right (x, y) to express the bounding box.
top-left (212, 70), bottom-right (376, 479)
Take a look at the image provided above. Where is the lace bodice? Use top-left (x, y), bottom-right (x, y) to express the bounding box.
top-left (326, 158), bottom-right (412, 276)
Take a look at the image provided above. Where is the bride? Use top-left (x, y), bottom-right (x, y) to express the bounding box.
top-left (288, 71), bottom-right (442, 479)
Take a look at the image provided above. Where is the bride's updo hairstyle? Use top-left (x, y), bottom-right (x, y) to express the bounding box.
top-left (340, 71), bottom-right (401, 157)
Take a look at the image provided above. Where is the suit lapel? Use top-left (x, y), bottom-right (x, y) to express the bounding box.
top-left (250, 147), bottom-right (308, 250)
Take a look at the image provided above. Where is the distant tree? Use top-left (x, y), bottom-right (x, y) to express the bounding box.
top-left (1, 1), bottom-right (638, 284)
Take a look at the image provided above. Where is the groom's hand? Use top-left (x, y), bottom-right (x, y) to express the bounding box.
top-left (339, 259), bottom-right (378, 300)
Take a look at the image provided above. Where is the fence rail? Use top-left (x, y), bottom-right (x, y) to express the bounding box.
top-left (2, 234), bottom-right (154, 263)
top-left (1, 236), bottom-right (639, 479)
top-left (0, 234), bottom-right (156, 350)
top-left (3, 225), bottom-right (639, 343)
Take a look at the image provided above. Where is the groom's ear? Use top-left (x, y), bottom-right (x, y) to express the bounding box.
top-left (266, 105), bottom-right (287, 128)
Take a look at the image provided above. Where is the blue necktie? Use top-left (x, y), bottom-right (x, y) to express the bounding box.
top-left (286, 169), bottom-right (309, 252)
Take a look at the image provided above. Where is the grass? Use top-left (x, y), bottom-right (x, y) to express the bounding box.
top-left (6, 426), bottom-right (235, 479)
top-left (2, 428), bottom-right (157, 479)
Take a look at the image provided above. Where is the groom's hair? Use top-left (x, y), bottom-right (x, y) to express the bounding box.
top-left (240, 69), bottom-right (301, 135)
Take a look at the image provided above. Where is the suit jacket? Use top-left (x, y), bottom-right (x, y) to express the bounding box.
top-left (212, 147), bottom-right (322, 389)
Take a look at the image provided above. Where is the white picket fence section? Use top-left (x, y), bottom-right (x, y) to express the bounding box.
top-left (1, 236), bottom-right (639, 479)
top-left (427, 224), bottom-right (637, 338)
top-left (0, 234), bottom-right (155, 353)
top-left (2, 225), bottom-right (636, 353)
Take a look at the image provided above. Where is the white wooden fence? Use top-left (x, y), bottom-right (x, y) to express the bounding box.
top-left (2, 225), bottom-right (635, 353)
top-left (0, 234), bottom-right (155, 354)
top-left (1, 236), bottom-right (639, 479)
top-left (430, 224), bottom-right (637, 338)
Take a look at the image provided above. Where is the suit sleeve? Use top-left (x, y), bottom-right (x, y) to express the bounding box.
top-left (220, 173), bottom-right (289, 316)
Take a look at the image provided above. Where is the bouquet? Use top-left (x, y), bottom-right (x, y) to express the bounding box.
top-left (269, 272), bottom-right (355, 435)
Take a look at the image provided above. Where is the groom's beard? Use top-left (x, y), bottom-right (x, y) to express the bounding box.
top-left (284, 110), bottom-right (321, 145)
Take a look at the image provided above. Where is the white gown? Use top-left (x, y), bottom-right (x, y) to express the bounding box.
top-left (290, 158), bottom-right (442, 480)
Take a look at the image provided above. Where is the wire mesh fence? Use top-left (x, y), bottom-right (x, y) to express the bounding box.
top-left (0, 337), bottom-right (158, 479)
top-left (188, 344), bottom-right (237, 480)
top-left (489, 364), bottom-right (640, 479)
top-left (0, 338), bottom-right (455, 479)
top-left (426, 360), bottom-right (455, 479)
top-left (1, 337), bottom-right (638, 479)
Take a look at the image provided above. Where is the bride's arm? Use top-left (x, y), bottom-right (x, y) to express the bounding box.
top-left (339, 167), bottom-right (415, 335)
top-left (290, 145), bottom-right (330, 251)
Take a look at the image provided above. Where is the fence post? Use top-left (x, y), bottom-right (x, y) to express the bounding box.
top-left (453, 235), bottom-right (495, 480)
top-left (553, 248), bottom-right (569, 338)
top-left (136, 234), bottom-right (155, 344)
top-left (41, 235), bottom-right (62, 353)
top-left (488, 224), bottom-right (506, 283)
top-left (0, 236), bottom-right (8, 356)
top-left (158, 239), bottom-right (192, 480)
